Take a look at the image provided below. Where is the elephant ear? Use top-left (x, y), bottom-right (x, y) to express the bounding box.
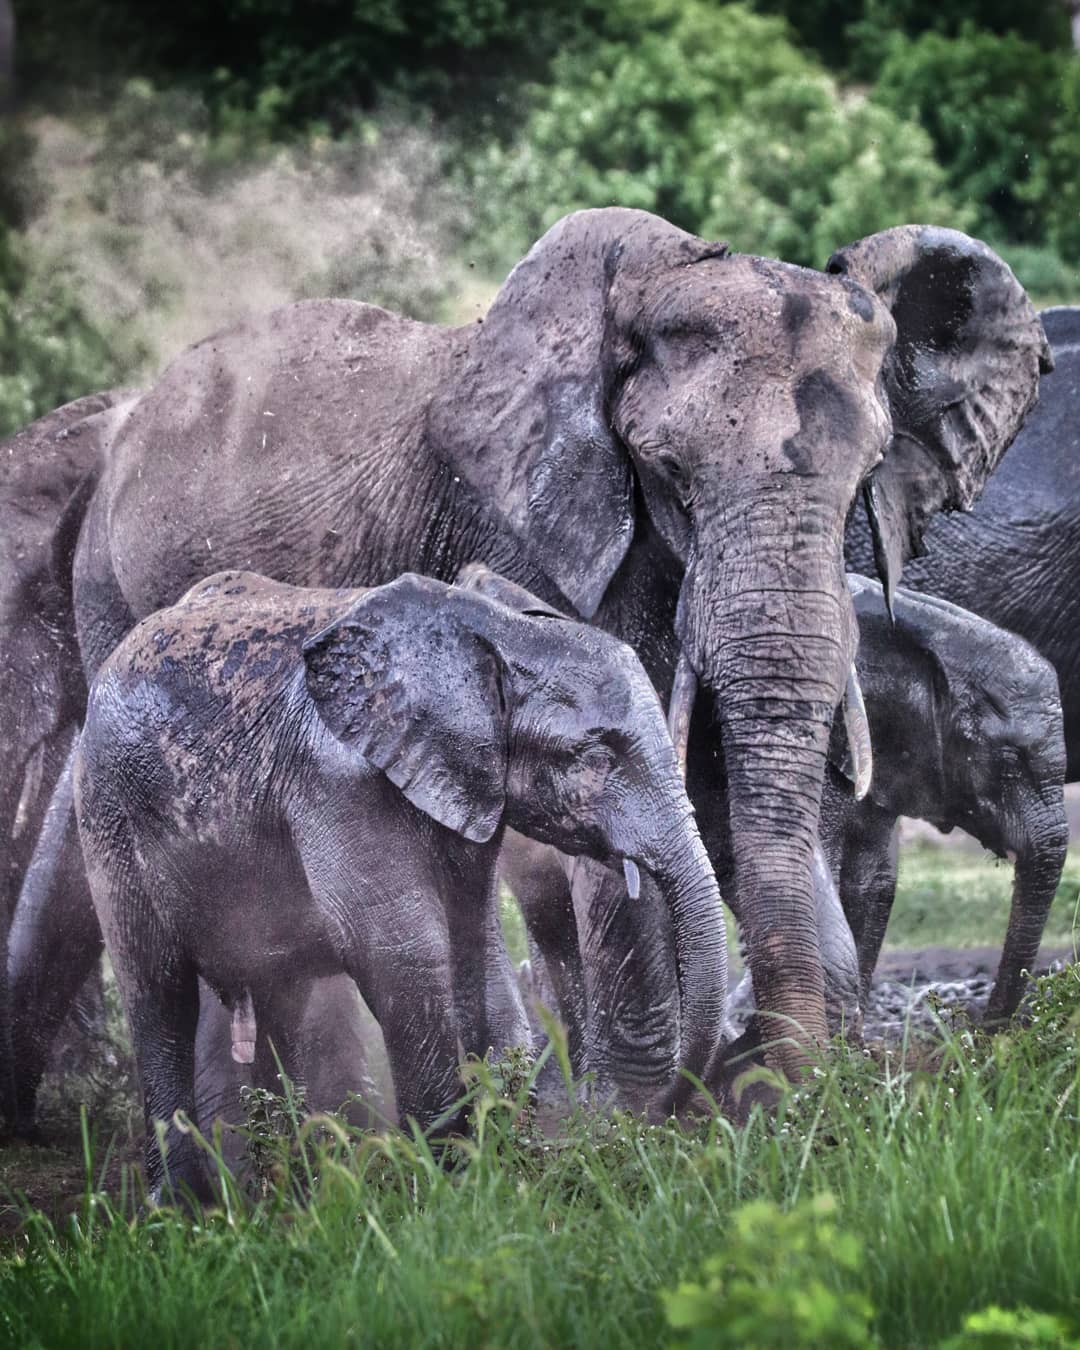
top-left (828, 226), bottom-right (1052, 610)
top-left (302, 574), bottom-right (508, 843)
top-left (429, 208), bottom-right (727, 619)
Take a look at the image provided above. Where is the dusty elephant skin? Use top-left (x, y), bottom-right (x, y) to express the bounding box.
top-left (74, 567), bottom-right (726, 1204)
top-left (818, 576), bottom-right (1068, 1022)
top-left (847, 306), bottom-right (1080, 778)
top-left (0, 390), bottom-right (138, 1119)
top-left (10, 208), bottom-right (1049, 1110)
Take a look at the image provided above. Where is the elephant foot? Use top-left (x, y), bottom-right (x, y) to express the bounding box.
top-left (704, 1025), bottom-right (785, 1124)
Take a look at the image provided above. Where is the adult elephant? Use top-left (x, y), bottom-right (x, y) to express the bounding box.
top-left (846, 306), bottom-right (1080, 777)
top-left (0, 390), bottom-right (136, 1113)
top-left (23, 209), bottom-right (1046, 1097)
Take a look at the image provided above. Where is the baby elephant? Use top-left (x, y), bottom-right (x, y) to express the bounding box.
top-left (75, 566), bottom-right (726, 1203)
top-left (820, 576), bottom-right (1068, 1022)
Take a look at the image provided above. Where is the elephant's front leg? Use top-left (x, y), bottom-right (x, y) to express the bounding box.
top-left (297, 824), bottom-right (468, 1134)
top-left (498, 830), bottom-right (588, 1077)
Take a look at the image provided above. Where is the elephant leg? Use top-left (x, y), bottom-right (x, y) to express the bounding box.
top-left (498, 830), bottom-right (583, 1066)
top-left (1, 722), bottom-right (81, 1124)
top-left (8, 733), bottom-right (103, 1136)
top-left (296, 830), bottom-right (466, 1135)
top-left (251, 981), bottom-right (312, 1102)
top-left (837, 807), bottom-right (899, 1007)
top-left (298, 976), bottom-right (395, 1127)
top-left (194, 981), bottom-right (250, 1172)
top-left (128, 961), bottom-right (210, 1207)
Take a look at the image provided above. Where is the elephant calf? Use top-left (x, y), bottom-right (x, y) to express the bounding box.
top-left (820, 576), bottom-right (1068, 1022)
top-left (75, 565), bottom-right (726, 1203)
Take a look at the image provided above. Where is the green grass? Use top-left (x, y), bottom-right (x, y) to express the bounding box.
top-left (3, 853), bottom-right (1080, 1349)
top-left (888, 843), bottom-right (1080, 952)
top-left (1, 966), bottom-right (1079, 1349)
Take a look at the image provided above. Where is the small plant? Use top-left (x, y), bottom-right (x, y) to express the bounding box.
top-left (239, 1080), bottom-right (310, 1199)
top-left (942, 1305), bottom-right (1080, 1348)
top-left (661, 1192), bottom-right (876, 1348)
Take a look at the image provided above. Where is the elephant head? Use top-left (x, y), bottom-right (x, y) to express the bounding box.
top-left (301, 569), bottom-right (727, 1101)
top-left (429, 208), bottom-right (1048, 1074)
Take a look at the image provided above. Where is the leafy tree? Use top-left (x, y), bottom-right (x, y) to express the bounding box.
top-left (872, 28), bottom-right (1063, 243)
top-left (17, 0), bottom-right (590, 128)
top-left (0, 232), bottom-right (129, 438)
top-left (1025, 56), bottom-right (1080, 263)
top-left (464, 16), bottom-right (962, 272)
top-left (461, 2), bottom-right (814, 261)
top-left (755, 0), bottom-right (1072, 72)
top-left (701, 73), bottom-right (967, 266)
top-left (0, 119), bottom-right (129, 437)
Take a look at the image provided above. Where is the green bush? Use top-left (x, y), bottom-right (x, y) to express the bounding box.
top-left (0, 232), bottom-right (131, 438)
top-left (662, 1193), bottom-right (876, 1348)
top-left (755, 0), bottom-right (1072, 73)
top-left (18, 0), bottom-right (589, 127)
top-left (463, 5), bottom-right (962, 270)
top-left (700, 73), bottom-right (966, 266)
top-left (460, 1), bottom-right (812, 262)
top-left (1026, 58), bottom-right (1080, 265)
top-left (873, 29), bottom-right (1063, 244)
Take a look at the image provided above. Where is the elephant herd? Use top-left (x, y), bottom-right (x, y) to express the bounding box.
top-left (1, 205), bottom-right (1078, 1204)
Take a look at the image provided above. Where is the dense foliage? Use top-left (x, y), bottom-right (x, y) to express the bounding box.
top-left (2, 0), bottom-right (1078, 430)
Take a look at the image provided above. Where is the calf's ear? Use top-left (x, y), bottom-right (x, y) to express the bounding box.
top-left (302, 575), bottom-right (508, 843)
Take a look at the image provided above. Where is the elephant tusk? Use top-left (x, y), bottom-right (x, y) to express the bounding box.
top-left (863, 479), bottom-right (897, 622)
top-left (667, 646), bottom-right (698, 783)
top-left (623, 858), bottom-right (641, 900)
top-left (843, 666), bottom-right (873, 801)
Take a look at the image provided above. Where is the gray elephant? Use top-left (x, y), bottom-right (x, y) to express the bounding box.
top-left (819, 576), bottom-right (1068, 1022)
top-left (74, 566), bottom-right (726, 1203)
top-left (9, 208), bottom-right (1047, 1110)
top-left (0, 390), bottom-right (137, 1118)
top-left (846, 306), bottom-right (1080, 779)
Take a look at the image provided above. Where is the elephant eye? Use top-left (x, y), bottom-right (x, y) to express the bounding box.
top-left (656, 451), bottom-right (687, 487)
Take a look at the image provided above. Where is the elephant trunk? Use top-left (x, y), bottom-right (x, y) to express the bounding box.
top-left (684, 481), bottom-right (856, 1077)
top-left (644, 812), bottom-right (728, 1112)
top-left (986, 803), bottom-right (1068, 1025)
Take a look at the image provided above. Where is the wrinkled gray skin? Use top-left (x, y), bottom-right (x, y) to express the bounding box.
top-left (12, 209), bottom-right (1048, 1108)
top-left (818, 576), bottom-right (1068, 1022)
top-left (194, 976), bottom-right (396, 1169)
top-left (847, 307), bottom-right (1080, 778)
top-left (75, 567), bottom-right (725, 1203)
top-left (0, 391), bottom-right (136, 1118)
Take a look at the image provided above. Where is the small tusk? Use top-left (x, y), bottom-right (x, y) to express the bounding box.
top-left (623, 858), bottom-right (641, 900)
top-left (667, 646), bottom-right (698, 783)
top-left (843, 665), bottom-right (873, 801)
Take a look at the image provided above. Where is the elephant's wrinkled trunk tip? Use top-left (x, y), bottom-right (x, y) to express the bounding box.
top-left (667, 646), bottom-right (698, 784)
top-left (843, 666), bottom-right (873, 801)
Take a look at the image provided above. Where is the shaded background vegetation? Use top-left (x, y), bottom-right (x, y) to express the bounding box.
top-left (2, 0), bottom-right (1079, 435)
